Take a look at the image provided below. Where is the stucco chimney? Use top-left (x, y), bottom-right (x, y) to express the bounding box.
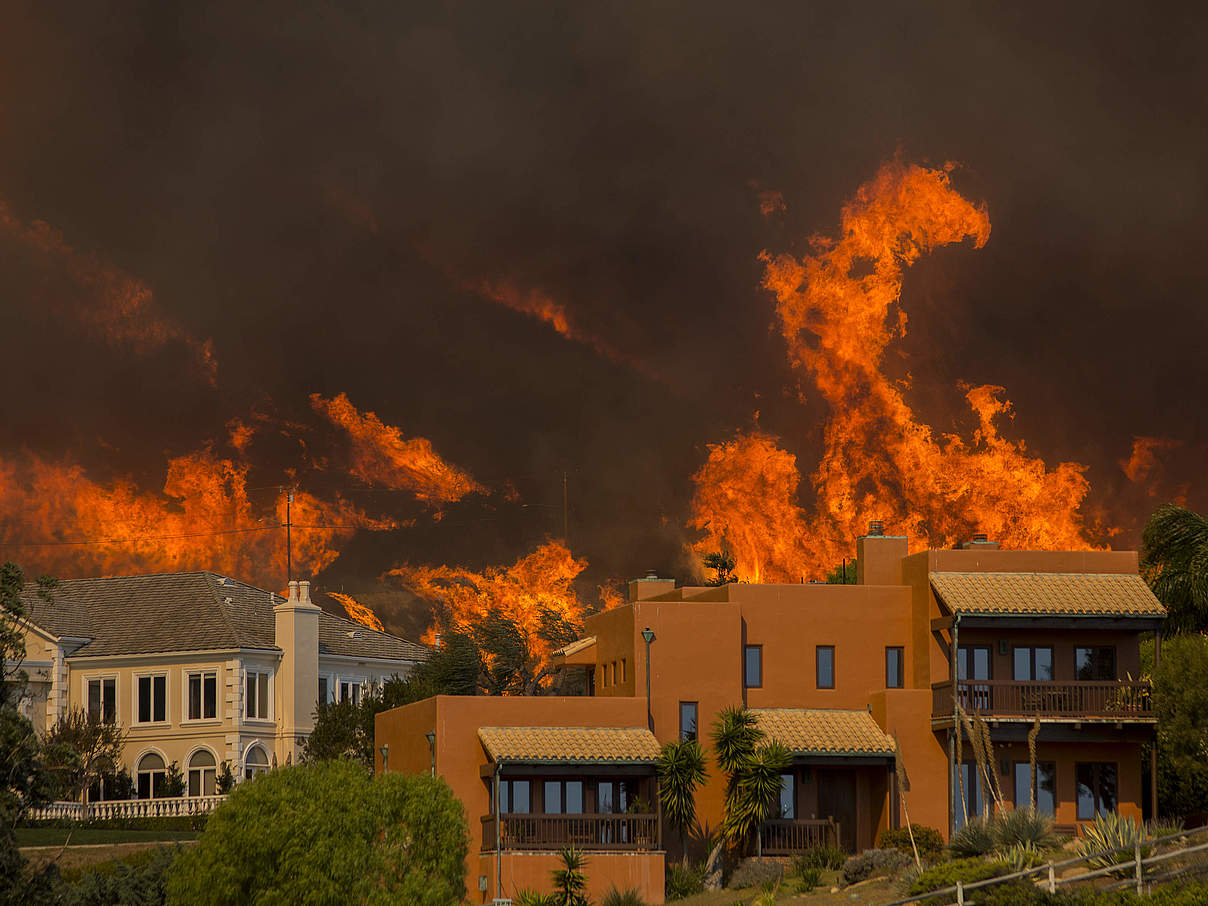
top-left (959, 532), bottom-right (999, 550)
top-left (627, 573), bottom-right (675, 602)
top-left (274, 577), bottom-right (321, 764)
top-left (856, 523), bottom-right (908, 586)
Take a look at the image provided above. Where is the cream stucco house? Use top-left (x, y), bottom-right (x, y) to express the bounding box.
top-left (16, 572), bottom-right (426, 798)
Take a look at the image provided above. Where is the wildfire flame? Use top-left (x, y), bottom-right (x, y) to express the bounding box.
top-left (692, 160), bottom-right (1096, 580)
top-left (0, 450), bottom-right (394, 587)
top-left (0, 200), bottom-right (217, 384)
top-left (311, 393), bottom-right (484, 506)
top-left (387, 540), bottom-right (608, 670)
top-left (328, 591), bottom-right (386, 632)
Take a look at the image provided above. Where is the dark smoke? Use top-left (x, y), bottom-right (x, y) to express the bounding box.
top-left (1, 1), bottom-right (1205, 614)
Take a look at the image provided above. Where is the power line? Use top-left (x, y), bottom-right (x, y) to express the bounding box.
top-left (0, 523), bottom-right (380, 549)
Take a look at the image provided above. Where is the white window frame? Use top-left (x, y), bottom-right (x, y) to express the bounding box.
top-left (83, 674), bottom-right (118, 724)
top-left (318, 674), bottom-right (333, 705)
top-left (135, 748), bottom-right (169, 799)
top-left (244, 669), bottom-right (273, 721)
top-left (186, 746), bottom-right (219, 797)
top-left (184, 668), bottom-right (220, 723)
top-left (242, 742), bottom-right (271, 780)
top-left (133, 672), bottom-right (169, 725)
top-left (338, 677), bottom-right (366, 706)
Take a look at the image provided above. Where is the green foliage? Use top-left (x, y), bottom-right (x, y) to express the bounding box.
top-left (907, 856), bottom-right (1010, 895)
top-left (514, 893), bottom-right (558, 906)
top-left (40, 707), bottom-right (128, 801)
top-left (665, 861), bottom-right (706, 900)
top-left (165, 760), bottom-right (468, 906)
top-left (877, 824), bottom-right (944, 857)
top-left (1077, 811), bottom-right (1151, 877)
top-left (840, 847), bottom-right (911, 885)
top-left (162, 761), bottom-right (185, 798)
top-left (703, 551), bottom-right (736, 586)
top-left (1142, 503), bottom-right (1208, 633)
top-left (796, 866), bottom-right (822, 891)
top-left (657, 739), bottom-right (708, 842)
top-left (949, 816), bottom-right (999, 857)
top-left (601, 886), bottom-right (647, 906)
top-left (216, 761), bottom-right (234, 794)
top-left (551, 846), bottom-right (589, 906)
top-left (825, 559), bottom-right (858, 584)
top-left (976, 880), bottom-right (1208, 906)
top-left (57, 844), bottom-right (178, 906)
top-left (993, 841), bottom-right (1046, 871)
top-left (995, 808), bottom-right (1057, 849)
top-left (708, 708), bottom-right (789, 849)
top-left (1144, 632), bottom-right (1208, 817)
top-left (726, 859), bottom-right (783, 889)
top-left (792, 844), bottom-right (846, 872)
top-left (1, 564), bottom-right (56, 706)
top-left (1146, 816), bottom-right (1186, 840)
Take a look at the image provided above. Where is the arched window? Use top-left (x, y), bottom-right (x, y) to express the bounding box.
top-left (187, 749), bottom-right (217, 797)
top-left (136, 752), bottom-right (166, 799)
top-left (244, 745), bottom-right (269, 780)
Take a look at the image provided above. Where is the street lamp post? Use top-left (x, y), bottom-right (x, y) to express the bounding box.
top-left (425, 731), bottom-right (436, 777)
top-left (378, 744), bottom-right (389, 773)
top-left (641, 627), bottom-right (656, 731)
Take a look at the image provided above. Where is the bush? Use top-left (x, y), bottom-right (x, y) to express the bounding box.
top-left (57, 844), bottom-right (179, 906)
top-left (1077, 811), bottom-right (1150, 878)
top-left (601, 887), bottom-right (647, 906)
top-left (514, 893), bottom-right (557, 906)
top-left (878, 824), bottom-right (944, 857)
top-left (949, 816), bottom-right (998, 857)
top-left (840, 848), bottom-right (910, 885)
top-left (796, 866), bottom-right (822, 891)
top-left (908, 857), bottom-right (1010, 896)
top-left (665, 862), bottom-right (705, 900)
top-left (792, 844), bottom-right (846, 872)
top-left (726, 859), bottom-right (783, 889)
top-left (996, 808), bottom-right (1056, 849)
top-left (993, 842), bottom-right (1046, 871)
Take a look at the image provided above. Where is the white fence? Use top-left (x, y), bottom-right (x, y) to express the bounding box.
top-left (28, 795), bottom-right (228, 822)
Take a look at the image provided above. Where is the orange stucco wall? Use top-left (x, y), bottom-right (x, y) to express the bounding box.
top-left (484, 851), bottom-right (665, 904)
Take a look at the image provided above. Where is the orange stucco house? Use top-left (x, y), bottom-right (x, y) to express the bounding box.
top-left (375, 528), bottom-right (1166, 904)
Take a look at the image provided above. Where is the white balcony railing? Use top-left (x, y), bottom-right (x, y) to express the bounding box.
top-left (28, 795), bottom-right (228, 822)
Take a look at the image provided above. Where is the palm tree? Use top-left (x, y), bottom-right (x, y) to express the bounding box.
top-left (552, 846), bottom-right (589, 906)
top-left (1142, 504), bottom-right (1208, 633)
top-left (657, 738), bottom-right (708, 865)
top-left (709, 706), bottom-right (790, 857)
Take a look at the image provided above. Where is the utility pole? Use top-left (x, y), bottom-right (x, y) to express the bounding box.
top-left (285, 488), bottom-right (295, 583)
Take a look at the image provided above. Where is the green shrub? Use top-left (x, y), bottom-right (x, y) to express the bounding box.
top-left (993, 841), bottom-right (1045, 871)
top-left (796, 866), bottom-right (822, 892)
top-left (908, 857), bottom-right (1010, 896)
top-left (1146, 816), bottom-right (1186, 841)
top-left (840, 847), bottom-right (910, 885)
top-left (996, 808), bottom-right (1056, 849)
top-left (665, 862), bottom-right (705, 900)
top-left (726, 859), bottom-right (783, 889)
top-left (878, 824), bottom-right (944, 857)
top-left (792, 844), bottom-right (846, 872)
top-left (514, 892), bottom-right (558, 906)
top-left (57, 844), bottom-right (179, 906)
top-left (601, 888), bottom-right (647, 906)
top-left (949, 816), bottom-right (997, 857)
top-left (1077, 811), bottom-right (1150, 878)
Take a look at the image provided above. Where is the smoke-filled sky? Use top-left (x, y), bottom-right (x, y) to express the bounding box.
top-left (1, 1), bottom-right (1205, 613)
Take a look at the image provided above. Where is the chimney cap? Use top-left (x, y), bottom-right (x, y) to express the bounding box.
top-left (867, 520), bottom-right (884, 536)
top-left (971, 532), bottom-right (989, 543)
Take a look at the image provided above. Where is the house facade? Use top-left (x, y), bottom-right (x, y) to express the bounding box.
top-left (16, 572), bottom-right (426, 796)
top-left (375, 529), bottom-right (1165, 904)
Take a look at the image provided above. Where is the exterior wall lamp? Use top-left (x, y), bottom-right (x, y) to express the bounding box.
top-left (425, 731), bottom-right (436, 777)
top-left (378, 744), bottom-right (389, 772)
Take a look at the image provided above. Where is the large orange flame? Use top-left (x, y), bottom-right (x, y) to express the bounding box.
top-left (0, 450), bottom-right (393, 587)
top-left (692, 160), bottom-right (1096, 580)
top-left (310, 393), bottom-right (484, 506)
top-left (328, 591), bottom-right (386, 632)
top-left (387, 540), bottom-right (609, 673)
top-left (0, 200), bottom-right (217, 384)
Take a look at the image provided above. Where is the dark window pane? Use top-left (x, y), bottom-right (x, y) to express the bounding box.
top-left (88, 680), bottom-right (102, 718)
top-left (817, 646), bottom-right (835, 689)
top-left (598, 781), bottom-right (614, 813)
top-left (886, 648), bottom-right (903, 688)
top-left (318, 677), bottom-right (327, 703)
top-left (188, 770), bottom-right (200, 797)
top-left (566, 781), bottom-right (584, 814)
top-left (1076, 763), bottom-right (1096, 819)
top-left (102, 679), bottom-right (115, 722)
top-left (956, 763), bottom-right (983, 827)
top-left (1014, 648), bottom-right (1031, 681)
top-left (204, 674), bottom-right (217, 719)
top-left (1037, 763), bottom-right (1056, 816)
top-left (1036, 649), bottom-right (1054, 681)
top-left (544, 781), bottom-right (562, 814)
top-left (512, 780), bottom-right (530, 813)
top-left (153, 676), bottom-right (166, 722)
top-left (1014, 762), bottom-right (1032, 808)
top-left (189, 674), bottom-right (201, 720)
top-left (973, 648), bottom-right (989, 679)
top-left (138, 676), bottom-right (151, 723)
top-left (1099, 764), bottom-right (1118, 813)
top-left (258, 673), bottom-right (269, 718)
top-left (744, 646), bottom-right (762, 688)
top-left (137, 773), bottom-right (151, 799)
top-left (680, 702), bottom-right (698, 741)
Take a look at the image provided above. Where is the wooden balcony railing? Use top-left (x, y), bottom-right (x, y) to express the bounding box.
top-left (761, 818), bottom-right (839, 855)
top-left (932, 680), bottom-right (1153, 720)
top-left (481, 812), bottom-right (660, 852)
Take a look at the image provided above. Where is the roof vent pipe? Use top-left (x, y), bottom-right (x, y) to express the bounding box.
top-left (971, 532), bottom-right (989, 544)
top-left (867, 520), bottom-right (884, 537)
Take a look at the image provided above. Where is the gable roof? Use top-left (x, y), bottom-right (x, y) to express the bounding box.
top-left (21, 572), bottom-right (427, 661)
top-left (750, 708), bottom-right (895, 757)
top-left (478, 726), bottom-right (661, 764)
top-left (930, 572), bottom-right (1166, 618)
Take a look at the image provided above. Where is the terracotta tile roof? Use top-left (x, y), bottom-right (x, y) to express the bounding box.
top-left (930, 572), bottom-right (1166, 618)
top-left (750, 709), bottom-right (895, 756)
top-left (478, 726), bottom-right (661, 764)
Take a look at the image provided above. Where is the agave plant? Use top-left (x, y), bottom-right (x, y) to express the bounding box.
top-left (515, 893), bottom-right (558, 906)
top-left (1077, 812), bottom-right (1151, 878)
top-left (995, 807), bottom-right (1056, 850)
top-left (949, 816), bottom-right (997, 858)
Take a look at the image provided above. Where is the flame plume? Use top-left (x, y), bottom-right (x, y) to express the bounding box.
top-left (693, 160), bottom-right (1096, 581)
top-left (311, 393), bottom-right (484, 506)
top-left (387, 540), bottom-right (608, 670)
top-left (328, 591), bottom-right (386, 632)
top-left (0, 451), bottom-right (394, 587)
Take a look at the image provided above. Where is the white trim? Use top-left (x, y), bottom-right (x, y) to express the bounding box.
top-left (80, 672), bottom-right (119, 722)
top-left (181, 666), bottom-right (220, 723)
top-left (66, 647), bottom-right (283, 665)
top-left (185, 744), bottom-right (219, 797)
top-left (134, 745), bottom-right (171, 799)
top-left (132, 671), bottom-right (170, 726)
top-left (319, 653), bottom-right (424, 667)
top-left (243, 668), bottom-right (273, 721)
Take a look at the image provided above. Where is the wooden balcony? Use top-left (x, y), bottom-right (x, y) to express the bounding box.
top-left (760, 818), bottom-right (839, 855)
top-left (481, 812), bottom-right (660, 852)
top-left (932, 679), bottom-right (1154, 723)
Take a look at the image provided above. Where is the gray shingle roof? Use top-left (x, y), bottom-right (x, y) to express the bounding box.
top-left (21, 572), bottom-right (427, 662)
